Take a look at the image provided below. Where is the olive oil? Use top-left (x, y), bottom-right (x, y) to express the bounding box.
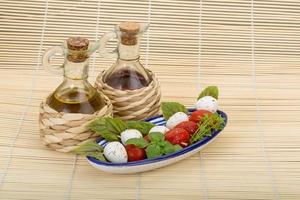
top-left (47, 89), bottom-right (105, 114)
top-left (43, 37), bottom-right (108, 114)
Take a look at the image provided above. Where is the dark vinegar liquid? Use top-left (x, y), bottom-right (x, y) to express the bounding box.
top-left (105, 69), bottom-right (150, 90)
top-left (47, 89), bottom-right (105, 114)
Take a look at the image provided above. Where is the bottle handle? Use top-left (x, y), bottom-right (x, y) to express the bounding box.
top-left (43, 46), bottom-right (64, 75)
top-left (99, 31), bottom-right (118, 59)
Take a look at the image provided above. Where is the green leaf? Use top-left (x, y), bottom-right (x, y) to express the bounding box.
top-left (148, 132), bottom-right (164, 143)
top-left (87, 117), bottom-right (127, 141)
top-left (126, 121), bottom-right (155, 135)
top-left (190, 129), bottom-right (207, 144)
top-left (105, 117), bottom-right (127, 135)
top-left (162, 141), bottom-right (182, 154)
top-left (173, 144), bottom-right (183, 151)
top-left (73, 141), bottom-right (106, 162)
top-left (99, 131), bottom-right (120, 141)
top-left (73, 140), bottom-right (103, 154)
top-left (161, 102), bottom-right (188, 120)
top-left (88, 117), bottom-right (107, 133)
top-left (86, 151), bottom-right (106, 162)
top-left (126, 138), bottom-right (149, 148)
top-left (190, 113), bottom-right (225, 144)
top-left (146, 144), bottom-right (163, 158)
top-left (198, 86), bottom-right (219, 100)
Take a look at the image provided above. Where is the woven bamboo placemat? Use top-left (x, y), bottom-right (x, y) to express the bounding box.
top-left (0, 0), bottom-right (300, 199)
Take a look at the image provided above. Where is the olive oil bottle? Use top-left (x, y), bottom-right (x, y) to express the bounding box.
top-left (44, 37), bottom-right (105, 114)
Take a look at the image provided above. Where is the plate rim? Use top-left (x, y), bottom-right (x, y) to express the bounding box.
top-left (87, 109), bottom-right (227, 167)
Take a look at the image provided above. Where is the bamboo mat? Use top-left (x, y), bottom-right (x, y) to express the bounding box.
top-left (0, 0), bottom-right (300, 199)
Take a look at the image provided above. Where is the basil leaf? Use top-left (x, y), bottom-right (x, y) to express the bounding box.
top-left (99, 131), bottom-right (120, 141)
top-left (146, 144), bottom-right (163, 159)
top-left (126, 121), bottom-right (155, 135)
top-left (148, 132), bottom-right (164, 143)
top-left (161, 141), bottom-right (174, 154)
top-left (73, 141), bottom-right (106, 162)
top-left (88, 117), bottom-right (107, 133)
top-left (198, 86), bottom-right (219, 100)
top-left (173, 144), bottom-right (183, 151)
top-left (105, 117), bottom-right (127, 135)
top-left (162, 141), bottom-right (182, 155)
top-left (161, 102), bottom-right (188, 120)
top-left (87, 117), bottom-right (126, 141)
top-left (126, 138), bottom-right (149, 148)
top-left (86, 151), bottom-right (106, 162)
top-left (73, 140), bottom-right (103, 154)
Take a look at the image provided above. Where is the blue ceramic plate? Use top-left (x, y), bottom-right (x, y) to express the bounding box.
top-left (87, 109), bottom-right (227, 174)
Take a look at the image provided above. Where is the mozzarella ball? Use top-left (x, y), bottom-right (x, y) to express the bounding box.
top-left (120, 129), bottom-right (143, 145)
top-left (149, 126), bottom-right (169, 134)
top-left (196, 96), bottom-right (218, 113)
top-left (166, 112), bottom-right (189, 129)
top-left (104, 142), bottom-right (128, 163)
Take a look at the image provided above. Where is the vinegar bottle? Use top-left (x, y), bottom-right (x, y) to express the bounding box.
top-left (100, 22), bottom-right (152, 90)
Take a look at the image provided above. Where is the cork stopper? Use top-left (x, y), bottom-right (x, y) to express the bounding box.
top-left (66, 37), bottom-right (89, 62)
top-left (119, 22), bottom-right (140, 34)
top-left (119, 22), bottom-right (140, 45)
top-left (67, 37), bottom-right (89, 51)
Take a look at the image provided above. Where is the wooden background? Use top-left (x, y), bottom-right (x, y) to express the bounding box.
top-left (0, 0), bottom-right (300, 199)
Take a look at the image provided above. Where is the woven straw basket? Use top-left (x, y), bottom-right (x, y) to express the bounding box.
top-left (95, 70), bottom-right (161, 121)
top-left (39, 94), bottom-right (113, 153)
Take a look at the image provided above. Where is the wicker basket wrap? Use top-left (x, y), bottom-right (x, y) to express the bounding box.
top-left (95, 70), bottom-right (161, 121)
top-left (39, 94), bottom-right (113, 153)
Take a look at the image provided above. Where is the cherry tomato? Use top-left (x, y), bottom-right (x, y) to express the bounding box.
top-left (189, 110), bottom-right (212, 123)
top-left (175, 121), bottom-right (198, 135)
top-left (125, 144), bottom-right (146, 162)
top-left (165, 128), bottom-right (190, 147)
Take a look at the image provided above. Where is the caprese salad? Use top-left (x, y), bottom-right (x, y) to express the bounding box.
top-left (74, 86), bottom-right (225, 163)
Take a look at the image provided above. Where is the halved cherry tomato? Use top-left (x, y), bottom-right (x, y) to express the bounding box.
top-left (165, 128), bottom-right (190, 147)
top-left (175, 121), bottom-right (198, 135)
top-left (189, 110), bottom-right (212, 123)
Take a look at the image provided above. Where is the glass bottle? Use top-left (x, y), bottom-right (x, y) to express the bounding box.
top-left (99, 22), bottom-right (152, 90)
top-left (43, 37), bottom-right (106, 114)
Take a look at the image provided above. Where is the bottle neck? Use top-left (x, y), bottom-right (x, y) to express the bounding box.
top-left (118, 43), bottom-right (140, 60)
top-left (64, 58), bottom-right (89, 80)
